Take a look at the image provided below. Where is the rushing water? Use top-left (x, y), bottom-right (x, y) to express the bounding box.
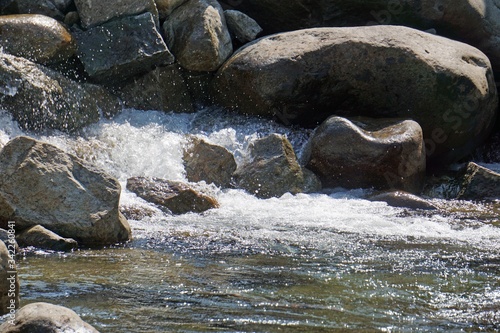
top-left (1, 108), bottom-right (500, 332)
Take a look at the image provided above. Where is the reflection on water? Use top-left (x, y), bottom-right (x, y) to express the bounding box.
top-left (0, 108), bottom-right (499, 332)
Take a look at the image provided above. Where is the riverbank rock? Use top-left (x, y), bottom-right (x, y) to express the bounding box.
top-left (368, 191), bottom-right (438, 210)
top-left (16, 225), bottom-right (78, 251)
top-left (0, 229), bottom-right (18, 254)
top-left (0, 240), bottom-right (19, 316)
top-left (224, 10), bottom-right (262, 43)
top-left (163, 0), bottom-right (233, 72)
top-left (126, 177), bottom-right (219, 214)
top-left (305, 117), bottom-right (426, 193)
top-left (75, 12), bottom-right (173, 82)
top-left (115, 65), bottom-right (194, 113)
top-left (183, 137), bottom-right (236, 188)
top-left (222, 0), bottom-right (500, 72)
top-left (0, 52), bottom-right (120, 132)
top-left (213, 26), bottom-right (498, 167)
top-left (458, 162), bottom-right (500, 201)
top-left (0, 136), bottom-right (132, 246)
top-left (0, 302), bottom-right (99, 332)
top-left (234, 134), bottom-right (321, 199)
top-left (11, 0), bottom-right (70, 21)
top-left (74, 0), bottom-right (158, 28)
top-left (0, 14), bottom-right (76, 64)
top-left (155, 0), bottom-right (188, 20)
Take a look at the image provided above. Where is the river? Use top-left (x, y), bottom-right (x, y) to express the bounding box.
top-left (1, 108), bottom-right (499, 332)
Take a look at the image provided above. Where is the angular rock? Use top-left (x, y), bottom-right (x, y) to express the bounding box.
top-left (14, 0), bottom-right (65, 20)
top-left (224, 10), bottom-right (262, 43)
top-left (16, 225), bottom-right (78, 251)
top-left (0, 136), bottom-right (132, 246)
top-left (0, 302), bottom-right (99, 332)
top-left (163, 0), bottom-right (233, 72)
top-left (75, 12), bottom-right (174, 82)
top-left (458, 162), bottom-right (500, 201)
top-left (234, 133), bottom-right (321, 199)
top-left (0, 240), bottom-right (19, 316)
top-left (127, 177), bottom-right (219, 215)
top-left (213, 26), bottom-right (498, 167)
top-left (183, 137), bottom-right (237, 188)
top-left (0, 14), bottom-right (76, 64)
top-left (155, 0), bottom-right (188, 20)
top-left (74, 0), bottom-right (158, 28)
top-left (305, 117), bottom-right (426, 192)
top-left (115, 65), bottom-right (194, 113)
top-left (0, 52), bottom-right (121, 132)
top-left (368, 191), bottom-right (438, 210)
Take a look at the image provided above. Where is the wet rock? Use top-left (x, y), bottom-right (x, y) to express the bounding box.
top-left (75, 12), bottom-right (174, 82)
top-left (13, 0), bottom-right (67, 20)
top-left (0, 302), bottom-right (99, 332)
top-left (458, 162), bottom-right (500, 201)
top-left (155, 0), bottom-right (188, 20)
top-left (234, 134), bottom-right (321, 199)
top-left (115, 65), bottom-right (194, 113)
top-left (368, 191), bottom-right (438, 210)
top-left (224, 10), bottom-right (262, 43)
top-left (305, 117), bottom-right (426, 193)
top-left (0, 240), bottom-right (19, 316)
top-left (183, 137), bottom-right (237, 188)
top-left (0, 52), bottom-right (120, 132)
top-left (16, 225), bottom-right (78, 251)
top-left (163, 0), bottom-right (233, 72)
top-left (0, 136), bottom-right (132, 246)
top-left (213, 26), bottom-right (498, 167)
top-left (0, 14), bottom-right (76, 65)
top-left (74, 0), bottom-right (158, 28)
top-left (127, 177), bottom-right (219, 215)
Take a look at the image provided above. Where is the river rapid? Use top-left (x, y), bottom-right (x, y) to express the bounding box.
top-left (1, 108), bottom-right (499, 332)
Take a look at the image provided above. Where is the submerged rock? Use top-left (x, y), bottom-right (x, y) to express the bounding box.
top-left (74, 0), bottom-right (158, 28)
top-left (16, 225), bottom-right (78, 251)
top-left (75, 12), bottom-right (174, 82)
top-left (0, 136), bottom-right (132, 246)
top-left (458, 162), bottom-right (500, 201)
top-left (368, 191), bottom-right (438, 210)
top-left (183, 137), bottom-right (237, 188)
top-left (234, 133), bottom-right (321, 199)
top-left (0, 52), bottom-right (120, 132)
top-left (0, 240), bottom-right (19, 316)
top-left (0, 302), bottom-right (99, 332)
top-left (212, 26), bottom-right (498, 167)
top-left (305, 117), bottom-right (426, 192)
top-left (163, 0), bottom-right (233, 72)
top-left (0, 14), bottom-right (76, 64)
top-left (127, 177), bottom-right (219, 215)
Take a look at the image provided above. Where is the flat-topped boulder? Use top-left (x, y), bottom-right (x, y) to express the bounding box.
top-left (213, 26), bottom-right (498, 167)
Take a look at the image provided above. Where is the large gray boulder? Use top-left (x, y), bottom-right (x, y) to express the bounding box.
top-left (75, 12), bottom-right (174, 82)
top-left (0, 14), bottom-right (76, 64)
top-left (305, 117), bottom-right (426, 192)
top-left (163, 0), bottom-right (233, 72)
top-left (0, 52), bottom-right (120, 132)
top-left (183, 137), bottom-right (237, 188)
top-left (127, 177), bottom-right (219, 215)
top-left (458, 162), bottom-right (500, 201)
top-left (0, 136), bottom-right (132, 246)
top-left (0, 240), bottom-right (19, 316)
top-left (74, 0), bottom-right (158, 28)
top-left (222, 0), bottom-right (500, 72)
top-left (234, 133), bottom-right (321, 198)
top-left (213, 26), bottom-right (498, 167)
top-left (116, 65), bottom-right (194, 113)
top-left (0, 302), bottom-right (99, 332)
